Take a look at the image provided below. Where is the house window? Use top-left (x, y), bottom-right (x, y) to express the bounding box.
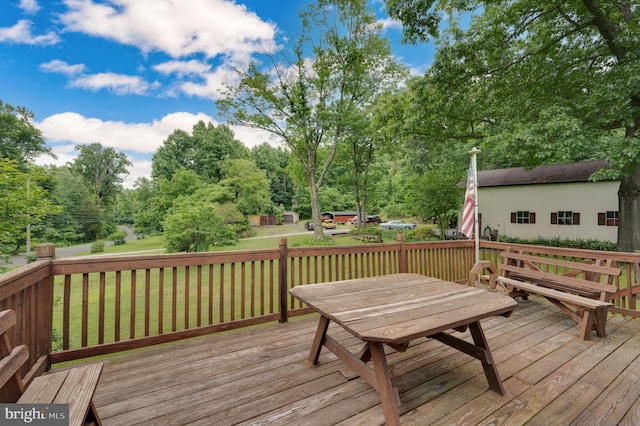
top-left (598, 211), bottom-right (619, 227)
top-left (510, 211), bottom-right (536, 224)
top-left (551, 211), bottom-right (581, 225)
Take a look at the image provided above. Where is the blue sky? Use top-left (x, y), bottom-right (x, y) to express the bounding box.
top-left (0, 0), bottom-right (435, 187)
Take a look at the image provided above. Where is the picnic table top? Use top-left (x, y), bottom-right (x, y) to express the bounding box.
top-left (289, 273), bottom-right (517, 344)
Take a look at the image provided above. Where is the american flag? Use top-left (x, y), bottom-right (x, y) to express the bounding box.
top-left (461, 158), bottom-right (475, 239)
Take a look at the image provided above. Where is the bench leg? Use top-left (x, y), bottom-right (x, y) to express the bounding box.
top-left (579, 309), bottom-right (596, 341)
top-left (594, 307), bottom-right (608, 338)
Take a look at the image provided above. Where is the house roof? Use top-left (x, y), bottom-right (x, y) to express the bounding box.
top-left (477, 160), bottom-right (611, 187)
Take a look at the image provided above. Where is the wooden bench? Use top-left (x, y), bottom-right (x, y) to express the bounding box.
top-left (497, 247), bottom-right (620, 340)
top-left (0, 309), bottom-right (103, 426)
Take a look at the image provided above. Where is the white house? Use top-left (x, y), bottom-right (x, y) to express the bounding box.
top-left (476, 160), bottom-right (619, 243)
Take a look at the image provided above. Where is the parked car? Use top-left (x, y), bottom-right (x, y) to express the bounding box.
top-left (367, 215), bottom-right (382, 224)
top-left (304, 221), bottom-right (314, 231)
top-left (322, 219), bottom-right (337, 229)
top-left (379, 220), bottom-right (416, 230)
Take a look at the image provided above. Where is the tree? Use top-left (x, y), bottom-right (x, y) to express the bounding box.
top-left (70, 143), bottom-right (131, 208)
top-left (387, 0), bottom-right (640, 251)
top-left (218, 0), bottom-right (403, 240)
top-left (405, 169), bottom-right (463, 238)
top-left (38, 166), bottom-right (92, 244)
top-left (152, 121), bottom-right (248, 183)
top-left (0, 159), bottom-right (60, 257)
top-left (133, 169), bottom-right (204, 236)
top-left (250, 143), bottom-right (295, 210)
top-left (163, 198), bottom-right (237, 252)
top-left (219, 159), bottom-right (273, 215)
top-left (0, 101), bottom-right (52, 167)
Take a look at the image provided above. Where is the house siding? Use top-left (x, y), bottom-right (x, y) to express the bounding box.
top-left (478, 180), bottom-right (619, 242)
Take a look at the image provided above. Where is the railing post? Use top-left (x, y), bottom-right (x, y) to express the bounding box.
top-left (37, 243), bottom-right (55, 373)
top-left (36, 243), bottom-right (56, 260)
top-left (279, 237), bottom-right (288, 323)
top-left (397, 234), bottom-right (408, 273)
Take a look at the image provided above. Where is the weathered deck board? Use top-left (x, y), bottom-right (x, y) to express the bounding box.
top-left (87, 297), bottom-right (640, 425)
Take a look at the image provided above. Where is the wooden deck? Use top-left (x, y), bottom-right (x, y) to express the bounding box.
top-left (88, 297), bottom-right (640, 425)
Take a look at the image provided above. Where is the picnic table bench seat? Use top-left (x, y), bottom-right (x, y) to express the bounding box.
top-left (352, 234), bottom-right (383, 243)
top-left (496, 247), bottom-right (620, 340)
top-left (0, 309), bottom-right (103, 426)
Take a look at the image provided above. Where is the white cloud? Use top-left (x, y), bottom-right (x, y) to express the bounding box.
top-left (230, 126), bottom-right (278, 149)
top-left (40, 59), bottom-right (86, 75)
top-left (58, 0), bottom-right (277, 62)
top-left (19, 0), bottom-right (41, 14)
top-left (0, 19), bottom-right (59, 45)
top-left (378, 18), bottom-right (403, 32)
top-left (33, 111), bottom-right (280, 187)
top-left (69, 72), bottom-right (157, 95)
top-left (153, 60), bottom-right (211, 77)
top-left (36, 111), bottom-right (217, 154)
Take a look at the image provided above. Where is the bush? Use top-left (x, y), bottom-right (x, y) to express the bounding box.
top-left (290, 237), bottom-right (335, 247)
top-left (107, 230), bottom-right (127, 245)
top-left (90, 241), bottom-right (105, 253)
top-left (498, 236), bottom-right (616, 251)
top-left (407, 227), bottom-right (437, 241)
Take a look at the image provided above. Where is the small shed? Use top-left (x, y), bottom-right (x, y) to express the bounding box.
top-left (283, 211), bottom-right (298, 224)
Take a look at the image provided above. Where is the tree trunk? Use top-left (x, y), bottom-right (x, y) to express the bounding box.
top-left (617, 163), bottom-right (640, 252)
top-left (308, 176), bottom-right (325, 240)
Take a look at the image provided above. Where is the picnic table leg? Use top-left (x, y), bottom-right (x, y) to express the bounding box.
top-left (468, 321), bottom-right (505, 395)
top-left (369, 342), bottom-right (401, 426)
top-left (308, 315), bottom-right (330, 365)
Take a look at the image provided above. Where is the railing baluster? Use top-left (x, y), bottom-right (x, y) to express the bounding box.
top-left (99, 272), bottom-right (105, 344)
top-left (130, 270), bottom-right (136, 339)
top-left (145, 269), bottom-right (151, 337)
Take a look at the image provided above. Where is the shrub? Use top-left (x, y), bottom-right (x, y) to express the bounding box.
top-left (90, 240), bottom-right (105, 253)
top-left (407, 227), bottom-right (437, 241)
top-left (498, 236), bottom-right (616, 251)
top-left (107, 230), bottom-right (127, 245)
top-left (290, 237), bottom-right (335, 247)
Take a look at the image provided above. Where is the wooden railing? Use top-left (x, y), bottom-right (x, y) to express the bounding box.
top-left (1, 236), bottom-right (639, 372)
top-left (0, 244), bottom-right (55, 382)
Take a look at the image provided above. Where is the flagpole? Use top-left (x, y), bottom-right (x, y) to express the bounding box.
top-left (469, 147), bottom-right (481, 264)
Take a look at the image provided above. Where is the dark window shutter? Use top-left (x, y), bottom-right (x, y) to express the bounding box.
top-left (530, 212), bottom-right (536, 224)
top-left (511, 212), bottom-right (516, 223)
top-left (598, 212), bottom-right (606, 226)
top-left (551, 213), bottom-right (558, 224)
top-left (573, 212), bottom-right (580, 225)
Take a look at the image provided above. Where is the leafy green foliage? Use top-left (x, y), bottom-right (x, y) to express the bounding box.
top-left (152, 121), bottom-right (248, 183)
top-left (70, 142), bottom-right (131, 208)
top-left (163, 199), bottom-right (238, 252)
top-left (497, 236), bottom-right (616, 252)
top-left (386, 0), bottom-right (640, 250)
top-left (90, 241), bottom-right (105, 253)
top-left (219, 158), bottom-right (273, 214)
top-left (0, 101), bottom-right (51, 166)
top-left (107, 230), bottom-right (127, 245)
top-left (0, 159), bottom-right (61, 255)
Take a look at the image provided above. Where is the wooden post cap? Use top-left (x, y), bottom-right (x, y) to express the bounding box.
top-left (36, 243), bottom-right (56, 258)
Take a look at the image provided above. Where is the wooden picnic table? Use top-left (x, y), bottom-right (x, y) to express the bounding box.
top-left (289, 273), bottom-right (518, 426)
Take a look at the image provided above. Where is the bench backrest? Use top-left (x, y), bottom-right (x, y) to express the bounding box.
top-left (501, 248), bottom-right (620, 300)
top-left (0, 310), bottom-right (28, 402)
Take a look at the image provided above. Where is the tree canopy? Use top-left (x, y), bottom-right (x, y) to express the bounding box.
top-left (386, 0), bottom-right (640, 250)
